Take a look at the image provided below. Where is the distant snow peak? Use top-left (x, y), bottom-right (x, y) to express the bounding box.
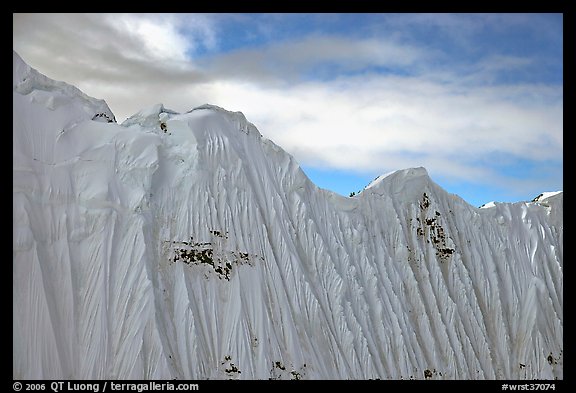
top-left (479, 191), bottom-right (563, 209)
top-left (532, 191), bottom-right (563, 203)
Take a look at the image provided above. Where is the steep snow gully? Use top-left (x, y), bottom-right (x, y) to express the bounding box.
top-left (13, 51), bottom-right (562, 380)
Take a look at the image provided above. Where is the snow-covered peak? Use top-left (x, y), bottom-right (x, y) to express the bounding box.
top-left (120, 103), bottom-right (263, 143)
top-left (364, 170), bottom-right (396, 190)
top-left (13, 52), bottom-right (563, 380)
top-left (13, 51), bottom-right (115, 123)
top-left (121, 103), bottom-right (178, 130)
top-left (532, 191), bottom-right (563, 203)
top-left (479, 191), bottom-right (563, 210)
top-left (188, 104), bottom-right (262, 137)
top-left (364, 167), bottom-right (435, 200)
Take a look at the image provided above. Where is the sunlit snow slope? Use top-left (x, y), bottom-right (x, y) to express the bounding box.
top-left (13, 51), bottom-right (563, 380)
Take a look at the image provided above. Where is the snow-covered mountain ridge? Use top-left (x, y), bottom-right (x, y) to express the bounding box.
top-left (13, 51), bottom-right (562, 380)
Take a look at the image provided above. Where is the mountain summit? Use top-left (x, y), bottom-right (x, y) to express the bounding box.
top-left (13, 51), bottom-right (562, 380)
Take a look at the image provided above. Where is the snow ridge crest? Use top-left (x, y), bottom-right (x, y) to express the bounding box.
top-left (13, 51), bottom-right (114, 122)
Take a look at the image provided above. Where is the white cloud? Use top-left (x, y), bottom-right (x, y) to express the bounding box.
top-left (113, 14), bottom-right (192, 61)
top-left (202, 76), bottom-right (562, 182)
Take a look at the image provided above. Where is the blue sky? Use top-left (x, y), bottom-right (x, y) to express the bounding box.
top-left (13, 13), bottom-right (563, 207)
